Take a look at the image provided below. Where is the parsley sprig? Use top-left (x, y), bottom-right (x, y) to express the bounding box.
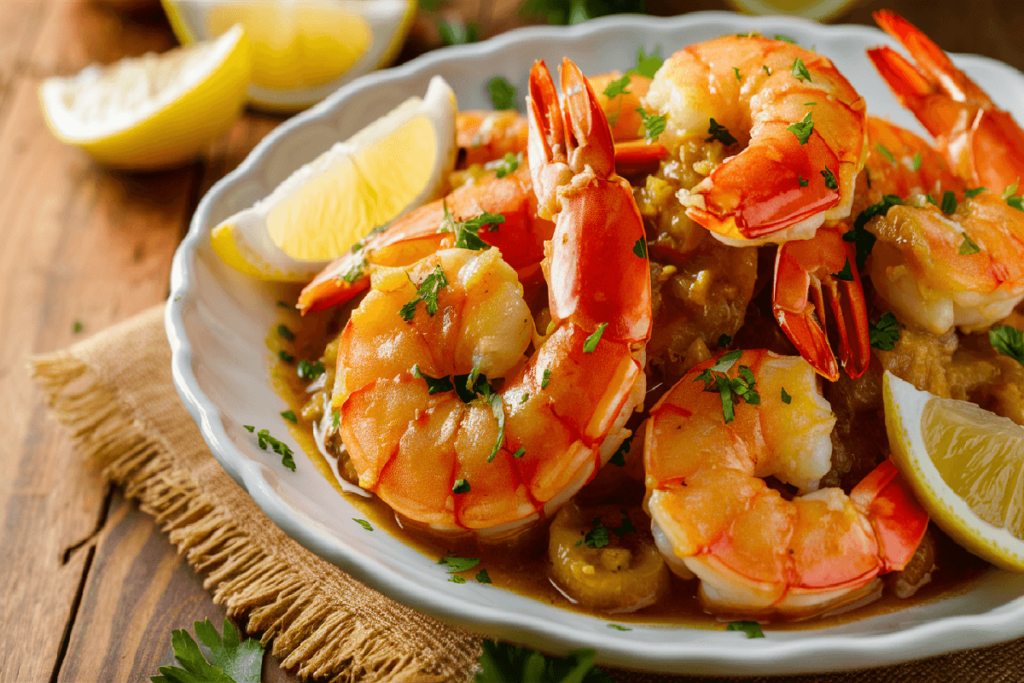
top-left (990, 325), bottom-right (1024, 365)
top-left (474, 640), bottom-right (612, 683)
top-left (151, 618), bottom-right (263, 683)
top-left (400, 264), bottom-right (449, 322)
top-left (693, 351), bottom-right (760, 423)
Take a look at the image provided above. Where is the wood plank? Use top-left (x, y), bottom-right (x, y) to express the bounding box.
top-left (0, 0), bottom-right (46, 118)
top-left (0, 1), bottom-right (194, 679)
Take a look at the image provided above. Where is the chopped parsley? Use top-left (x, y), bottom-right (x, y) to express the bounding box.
top-left (476, 569), bottom-right (492, 584)
top-left (609, 435), bottom-right (631, 467)
top-left (520, 394), bottom-right (529, 404)
top-left (438, 199), bottom-right (505, 251)
top-left (280, 410), bottom-right (297, 423)
top-left (297, 359), bottom-right (325, 381)
top-left (277, 299), bottom-right (291, 308)
top-left (762, 65), bottom-right (772, 76)
top-left (788, 111), bottom-right (814, 145)
top-left (965, 186), bottom-right (987, 198)
top-left (452, 478), bottom-right (471, 494)
top-left (876, 143), bottom-right (896, 164)
top-left (512, 446), bottom-right (526, 458)
top-left (633, 237), bottom-right (648, 259)
top-left (718, 333), bottom-right (732, 347)
top-left (832, 258), bottom-right (854, 282)
top-left (941, 190), bottom-right (958, 214)
top-left (576, 518), bottom-right (610, 548)
top-left (602, 74), bottom-right (632, 98)
top-left (542, 368), bottom-right (552, 388)
top-left (276, 324), bottom-right (295, 341)
top-left (449, 575), bottom-right (467, 584)
top-left (494, 152), bottom-right (519, 179)
top-left (869, 312), bottom-right (901, 351)
top-left (584, 323), bottom-right (608, 353)
top-left (488, 76), bottom-right (516, 110)
top-left (926, 193), bottom-right (938, 206)
top-left (791, 57), bottom-right (811, 82)
top-left (72, 320), bottom-right (83, 334)
top-left (244, 425), bottom-right (255, 432)
top-left (341, 258), bottom-right (367, 284)
top-left (488, 394), bottom-right (506, 463)
top-left (353, 518), bottom-right (373, 531)
top-left (959, 232), bottom-right (981, 255)
top-left (694, 350), bottom-right (760, 423)
top-left (607, 623), bottom-right (631, 631)
top-left (628, 45), bottom-right (663, 79)
top-left (775, 34), bottom-right (796, 43)
top-left (250, 428), bottom-right (296, 472)
top-left (821, 166), bottom-right (838, 190)
top-left (1003, 181), bottom-right (1024, 211)
top-left (278, 350), bottom-right (295, 363)
top-left (332, 409), bottom-right (340, 428)
top-left (990, 326), bottom-right (1024, 365)
top-left (781, 387), bottom-right (792, 404)
top-left (637, 108), bottom-right (666, 142)
top-left (438, 554), bottom-right (480, 574)
top-left (399, 264), bottom-right (449, 321)
top-left (727, 621), bottom-right (765, 638)
top-left (412, 364), bottom-right (455, 394)
top-left (733, 66), bottom-right (741, 81)
top-left (913, 152), bottom-right (922, 171)
top-left (798, 175), bottom-right (808, 187)
top-left (706, 118), bottom-right (737, 145)
top-left (845, 194), bottom-right (902, 269)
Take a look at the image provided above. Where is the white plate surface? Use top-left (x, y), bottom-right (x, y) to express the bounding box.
top-left (167, 12), bottom-right (1024, 676)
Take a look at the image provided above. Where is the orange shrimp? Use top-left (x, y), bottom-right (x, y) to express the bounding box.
top-left (330, 57), bottom-right (651, 537)
top-left (644, 349), bottom-right (928, 618)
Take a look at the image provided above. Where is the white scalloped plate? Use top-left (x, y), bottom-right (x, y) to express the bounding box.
top-left (167, 12), bottom-right (1024, 676)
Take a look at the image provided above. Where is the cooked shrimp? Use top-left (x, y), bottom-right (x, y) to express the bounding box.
top-left (644, 34), bottom-right (867, 246)
top-left (644, 349), bottom-right (928, 618)
top-left (330, 57), bottom-right (651, 537)
top-left (857, 120), bottom-right (1024, 335)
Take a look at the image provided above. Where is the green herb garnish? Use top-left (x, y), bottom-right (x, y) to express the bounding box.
top-left (607, 624), bottom-right (631, 631)
top-left (876, 143), bottom-right (895, 164)
top-left (400, 264), bottom-right (449, 321)
top-left (542, 368), bottom-right (552, 388)
top-left (412, 364), bottom-right (456, 394)
top-left (629, 45), bottom-right (663, 79)
top-left (297, 359), bottom-right (325, 381)
top-left (633, 237), bottom-right (647, 259)
top-left (693, 351), bottom-right (760, 423)
top-left (495, 152), bottom-right (520, 179)
top-left (869, 312), bottom-right (901, 351)
top-left (474, 640), bottom-right (612, 683)
top-left (353, 519), bottom-right (373, 531)
top-left (990, 325), bottom-right (1024, 365)
top-left (845, 194), bottom-right (902, 269)
top-left (276, 324), bottom-right (295, 341)
top-left (788, 111), bottom-right (814, 145)
top-left (706, 118), bottom-right (737, 145)
top-left (72, 320), bottom-right (83, 334)
top-left (718, 333), bottom-right (732, 347)
top-left (832, 257), bottom-right (854, 282)
top-left (576, 518), bottom-right (610, 548)
top-left (452, 479), bottom-right (471, 494)
top-left (152, 618), bottom-right (263, 683)
top-left (278, 350), bottom-right (295, 364)
top-left (252, 429), bottom-right (296, 472)
top-left (781, 388), bottom-right (792, 404)
top-left (791, 57), bottom-right (811, 82)
top-left (1003, 181), bottom-right (1024, 211)
top-left (439, 555), bottom-right (481, 573)
top-left (602, 74), bottom-right (632, 98)
top-left (584, 323), bottom-right (608, 353)
top-left (476, 569), bottom-right (492, 584)
top-left (965, 186), bottom-right (987, 198)
top-left (959, 232), bottom-right (981, 255)
top-left (726, 621), bottom-right (765, 638)
top-left (280, 410), bottom-right (297, 423)
top-left (821, 166), bottom-right (838, 190)
top-left (488, 76), bottom-right (516, 110)
top-left (941, 190), bottom-right (958, 214)
top-left (637, 108), bottom-right (666, 143)
top-left (609, 435), bottom-right (631, 467)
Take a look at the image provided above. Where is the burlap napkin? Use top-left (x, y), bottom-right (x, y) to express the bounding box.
top-left (30, 305), bottom-right (1024, 683)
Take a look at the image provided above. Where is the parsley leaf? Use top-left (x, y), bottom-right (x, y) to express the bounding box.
top-left (612, 509), bottom-right (635, 537)
top-left (609, 435), bottom-right (631, 467)
top-left (276, 324), bottom-right (295, 342)
top-left (488, 76), bottom-right (517, 110)
top-left (297, 359), bottom-right (325, 381)
top-left (278, 350), bottom-right (295, 364)
top-left (726, 621), bottom-right (765, 638)
top-left (845, 194), bottom-right (902, 269)
top-left (798, 175), bottom-right (808, 187)
top-left (876, 143), bottom-right (895, 164)
top-left (332, 410), bottom-right (340, 428)
top-left (353, 518), bottom-right (373, 531)
top-left (990, 326), bottom-right (1024, 365)
top-left (72, 320), bottom-right (83, 334)
top-left (542, 368), bottom-right (552, 388)
top-left (512, 446), bottom-right (526, 458)
top-left (576, 517), bottom-right (611, 548)
top-left (821, 166), bottom-right (838, 190)
top-left (941, 190), bottom-right (958, 214)
top-left (832, 257), bottom-right (854, 282)
top-left (791, 57), bottom-right (811, 82)
top-left (152, 618), bottom-right (263, 683)
top-left (412, 364), bottom-right (456, 394)
top-left (733, 66), bottom-right (741, 81)
top-left (488, 393), bottom-right (506, 463)
top-left (718, 333), bottom-right (732, 348)
top-left (762, 65), bottom-right (772, 76)
top-left (439, 199), bottom-right (504, 251)
top-left (964, 186), bottom-right (987, 198)
top-left (400, 264), bottom-right (449, 321)
top-left (253, 429), bottom-right (296, 472)
top-left (781, 387), bottom-right (792, 404)
top-left (584, 323), bottom-right (608, 353)
top-left (476, 569), bottom-right (492, 584)
top-left (602, 74), bottom-right (631, 98)
top-left (280, 410), bottom-right (297, 423)
top-left (788, 111), bottom-right (814, 145)
top-left (341, 257), bottom-right (368, 284)
top-left (474, 640), bottom-right (613, 683)
top-left (453, 478), bottom-right (471, 494)
top-left (439, 555), bottom-right (480, 573)
top-left (869, 312), bottom-right (901, 351)
top-left (913, 152), bottom-right (922, 171)
top-left (494, 152), bottom-right (519, 178)
top-left (775, 34), bottom-right (796, 43)
top-left (607, 623), bottom-right (631, 631)
top-left (1003, 180), bottom-right (1024, 211)
top-left (629, 45), bottom-right (664, 79)
top-left (706, 118), bottom-right (737, 145)
top-left (960, 232), bottom-right (981, 255)
top-left (636, 108), bottom-right (666, 142)
top-left (633, 237), bottom-right (648, 259)
top-left (693, 352), bottom-right (759, 423)
top-left (450, 575), bottom-right (467, 584)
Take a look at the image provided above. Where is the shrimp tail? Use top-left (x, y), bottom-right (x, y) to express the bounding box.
top-left (773, 227), bottom-right (871, 381)
top-left (869, 10), bottom-right (1024, 189)
top-left (851, 459), bottom-right (930, 573)
top-left (528, 59), bottom-right (652, 344)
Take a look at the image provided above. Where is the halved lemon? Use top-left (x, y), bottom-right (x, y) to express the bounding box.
top-left (39, 26), bottom-right (250, 170)
top-left (884, 371), bottom-right (1024, 571)
top-left (162, 0), bottom-right (415, 111)
top-left (210, 76), bottom-right (457, 282)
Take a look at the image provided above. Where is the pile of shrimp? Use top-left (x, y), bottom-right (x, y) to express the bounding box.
top-left (290, 11), bottom-right (1024, 622)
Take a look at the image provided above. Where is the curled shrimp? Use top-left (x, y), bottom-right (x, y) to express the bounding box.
top-left (644, 34), bottom-right (867, 245)
top-left (861, 11), bottom-right (1024, 336)
top-left (644, 349), bottom-right (929, 618)
top-left (329, 57), bottom-right (651, 537)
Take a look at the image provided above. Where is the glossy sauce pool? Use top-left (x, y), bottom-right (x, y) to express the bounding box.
top-left (270, 310), bottom-right (991, 633)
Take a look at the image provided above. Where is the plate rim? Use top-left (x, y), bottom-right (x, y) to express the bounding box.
top-left (166, 10), bottom-right (1024, 675)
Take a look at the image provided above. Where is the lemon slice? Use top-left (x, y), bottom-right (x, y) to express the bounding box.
top-left (38, 26), bottom-right (250, 170)
top-left (162, 0), bottom-right (415, 112)
top-left (723, 0), bottom-right (860, 21)
top-left (211, 76), bottom-right (457, 282)
top-left (884, 371), bottom-right (1024, 571)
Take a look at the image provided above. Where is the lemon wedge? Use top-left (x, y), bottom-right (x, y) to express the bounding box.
top-left (724, 0), bottom-right (859, 21)
top-left (211, 76), bottom-right (457, 282)
top-left (884, 371), bottom-right (1024, 571)
top-left (38, 26), bottom-right (250, 170)
top-left (162, 0), bottom-right (415, 111)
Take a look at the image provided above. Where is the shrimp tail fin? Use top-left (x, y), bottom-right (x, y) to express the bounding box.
top-left (773, 227), bottom-right (870, 381)
top-left (851, 459), bottom-right (930, 572)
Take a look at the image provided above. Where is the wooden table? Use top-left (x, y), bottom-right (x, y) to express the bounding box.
top-left (2, 1), bottom-right (1022, 680)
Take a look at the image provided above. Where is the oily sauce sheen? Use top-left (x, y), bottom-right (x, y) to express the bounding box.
top-left (269, 311), bottom-right (990, 633)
